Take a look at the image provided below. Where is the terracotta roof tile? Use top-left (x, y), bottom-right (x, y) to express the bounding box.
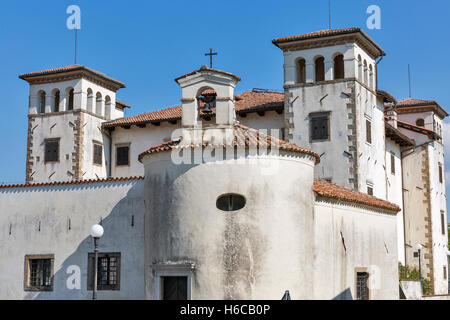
top-left (272, 27), bottom-right (385, 56)
top-left (0, 176), bottom-right (144, 189)
top-left (384, 121), bottom-right (415, 147)
top-left (116, 100), bottom-right (131, 109)
top-left (103, 90), bottom-right (284, 128)
top-left (396, 119), bottom-right (440, 139)
top-left (395, 98), bottom-right (448, 118)
top-left (138, 123), bottom-right (320, 164)
top-left (19, 65), bottom-right (126, 88)
top-left (313, 179), bottom-right (400, 213)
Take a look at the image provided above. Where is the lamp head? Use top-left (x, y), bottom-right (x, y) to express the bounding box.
top-left (90, 224), bottom-right (104, 238)
top-left (417, 243), bottom-right (423, 251)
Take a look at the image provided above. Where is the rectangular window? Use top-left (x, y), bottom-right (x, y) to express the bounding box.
top-left (366, 119), bottom-right (372, 144)
top-left (391, 153), bottom-right (395, 175)
top-left (441, 211), bottom-right (446, 235)
top-left (367, 186), bottom-right (374, 196)
top-left (162, 276), bottom-right (188, 300)
top-left (93, 142), bottom-right (103, 165)
top-left (24, 254), bottom-right (54, 291)
top-left (116, 145), bottom-right (130, 166)
top-left (310, 112), bottom-right (330, 142)
top-left (444, 266), bottom-right (447, 280)
top-left (88, 253), bottom-right (121, 291)
top-left (44, 139), bottom-right (59, 163)
top-left (439, 164), bottom-right (443, 183)
top-left (356, 272), bottom-right (369, 300)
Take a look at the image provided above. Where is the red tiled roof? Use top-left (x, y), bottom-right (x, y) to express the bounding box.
top-left (19, 65), bottom-right (126, 88)
top-left (175, 66), bottom-right (241, 83)
top-left (377, 89), bottom-right (397, 104)
top-left (0, 176), bottom-right (144, 189)
top-left (103, 90), bottom-right (284, 128)
top-left (138, 123), bottom-right (320, 164)
top-left (313, 179), bottom-right (400, 213)
top-left (115, 100), bottom-right (131, 109)
top-left (272, 27), bottom-right (385, 56)
top-left (384, 121), bottom-right (415, 147)
top-left (396, 98), bottom-right (448, 118)
top-left (396, 119), bottom-right (440, 140)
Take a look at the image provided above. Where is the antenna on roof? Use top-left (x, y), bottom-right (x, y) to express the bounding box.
top-left (329, 0), bottom-right (332, 29)
top-left (408, 64), bottom-right (412, 98)
top-left (66, 5), bottom-right (81, 65)
top-left (74, 29), bottom-right (78, 64)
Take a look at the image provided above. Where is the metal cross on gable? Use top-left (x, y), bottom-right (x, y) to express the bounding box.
top-left (205, 48), bottom-right (217, 68)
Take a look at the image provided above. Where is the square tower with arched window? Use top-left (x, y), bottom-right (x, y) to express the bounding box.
top-left (273, 27), bottom-right (386, 195)
top-left (19, 65), bottom-right (127, 183)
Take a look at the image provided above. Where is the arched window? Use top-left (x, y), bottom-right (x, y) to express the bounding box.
top-left (53, 89), bottom-right (60, 112)
top-left (105, 96), bottom-right (111, 120)
top-left (315, 56), bottom-right (325, 82)
top-left (67, 88), bottom-right (74, 110)
top-left (363, 60), bottom-right (368, 85)
top-left (333, 54), bottom-right (344, 80)
top-left (369, 65), bottom-right (374, 89)
top-left (296, 58), bottom-right (306, 83)
top-left (357, 55), bottom-right (362, 81)
top-left (87, 88), bottom-right (94, 113)
top-left (38, 91), bottom-right (46, 114)
top-left (416, 118), bottom-right (425, 127)
top-left (96, 92), bottom-right (103, 116)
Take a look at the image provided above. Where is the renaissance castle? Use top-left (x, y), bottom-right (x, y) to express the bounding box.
top-left (0, 27), bottom-right (448, 299)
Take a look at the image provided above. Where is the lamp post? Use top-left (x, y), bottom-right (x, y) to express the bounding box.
top-left (90, 224), bottom-right (104, 300)
top-left (417, 243), bottom-right (423, 293)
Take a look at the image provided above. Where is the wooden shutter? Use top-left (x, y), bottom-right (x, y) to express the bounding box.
top-left (366, 120), bottom-right (372, 144)
top-left (163, 276), bottom-right (187, 300)
top-left (93, 144), bottom-right (102, 165)
top-left (311, 114), bottom-right (329, 141)
top-left (45, 140), bottom-right (59, 162)
top-left (116, 146), bottom-right (129, 166)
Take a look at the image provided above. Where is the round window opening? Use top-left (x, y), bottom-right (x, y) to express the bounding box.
top-left (216, 194), bottom-right (246, 212)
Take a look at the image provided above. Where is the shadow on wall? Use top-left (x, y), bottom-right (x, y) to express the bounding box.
top-left (22, 182), bottom-right (145, 300)
top-left (332, 288), bottom-right (353, 300)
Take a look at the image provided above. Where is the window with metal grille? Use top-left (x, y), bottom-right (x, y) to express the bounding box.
top-left (93, 143), bottom-right (103, 165)
top-left (366, 119), bottom-right (372, 144)
top-left (162, 276), bottom-right (188, 300)
top-left (356, 272), bottom-right (369, 300)
top-left (116, 146), bottom-right (129, 166)
top-left (391, 153), bottom-right (395, 175)
top-left (88, 252), bottom-right (121, 291)
top-left (24, 255), bottom-right (54, 291)
top-left (310, 113), bottom-right (330, 141)
top-left (45, 139), bottom-right (59, 163)
top-left (216, 194), bottom-right (246, 211)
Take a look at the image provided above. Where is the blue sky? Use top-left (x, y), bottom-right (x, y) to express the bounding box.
top-left (0, 0), bottom-right (449, 217)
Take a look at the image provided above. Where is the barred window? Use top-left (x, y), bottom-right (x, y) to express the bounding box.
top-left (310, 112), bottom-right (330, 141)
top-left (24, 254), bottom-right (54, 291)
top-left (356, 272), bottom-right (369, 300)
top-left (116, 145), bottom-right (130, 166)
top-left (162, 276), bottom-right (188, 300)
top-left (93, 142), bottom-right (103, 165)
top-left (88, 253), bottom-right (121, 291)
top-left (45, 139), bottom-right (59, 163)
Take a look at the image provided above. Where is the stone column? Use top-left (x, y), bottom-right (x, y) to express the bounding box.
top-left (305, 63), bottom-right (315, 83)
top-left (325, 60), bottom-right (334, 81)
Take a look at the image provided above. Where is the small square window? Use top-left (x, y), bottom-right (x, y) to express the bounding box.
top-left (93, 142), bottom-right (103, 165)
top-left (24, 254), bottom-right (54, 291)
top-left (45, 139), bottom-right (59, 163)
top-left (310, 112), bottom-right (330, 142)
top-left (116, 145), bottom-right (130, 166)
top-left (87, 252), bottom-right (121, 291)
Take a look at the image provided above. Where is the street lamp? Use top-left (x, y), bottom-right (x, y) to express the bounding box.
top-left (417, 243), bottom-right (423, 294)
top-left (90, 224), bottom-right (104, 300)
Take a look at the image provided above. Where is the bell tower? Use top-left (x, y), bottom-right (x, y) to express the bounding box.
top-left (273, 28), bottom-right (387, 196)
top-left (19, 65), bottom-right (126, 183)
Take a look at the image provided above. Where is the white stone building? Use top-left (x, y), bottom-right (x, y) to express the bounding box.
top-left (0, 27), bottom-right (447, 299)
